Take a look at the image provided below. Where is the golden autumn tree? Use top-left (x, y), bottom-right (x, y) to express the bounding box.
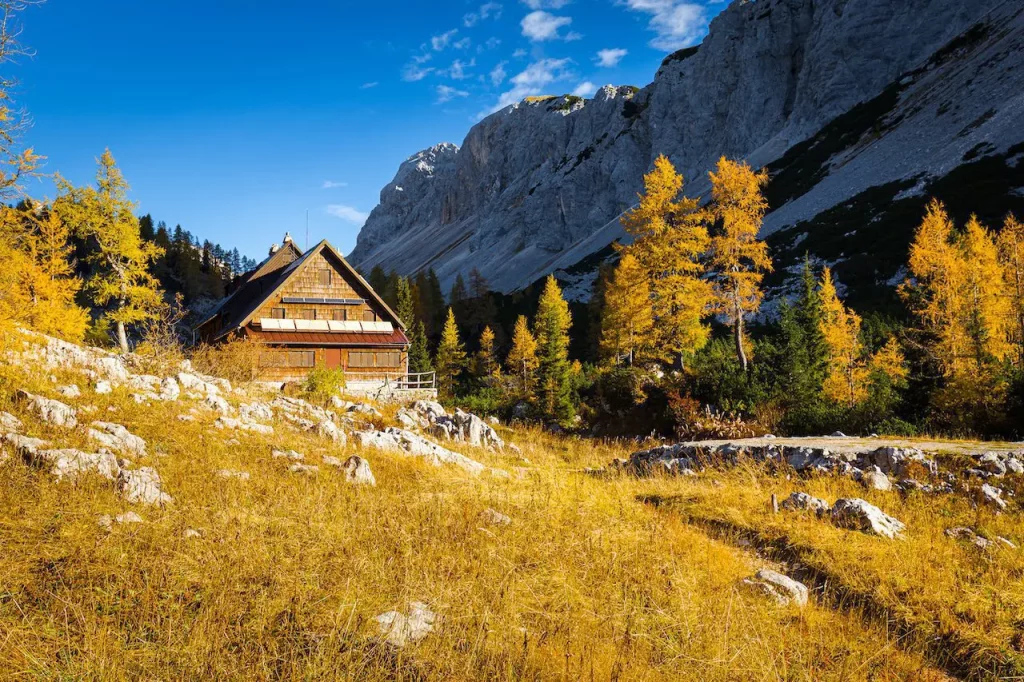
top-left (473, 325), bottom-right (500, 383)
top-left (0, 203), bottom-right (89, 341)
top-left (960, 215), bottom-right (1011, 368)
top-left (900, 199), bottom-right (970, 377)
top-left (506, 315), bottom-right (538, 402)
top-left (435, 307), bottom-right (467, 399)
top-left (54, 150), bottom-right (164, 352)
top-left (600, 252), bottom-right (654, 365)
top-left (818, 267), bottom-right (868, 407)
top-left (998, 214), bottom-right (1024, 367)
top-left (707, 157), bottom-right (773, 371)
top-left (620, 154), bottom-right (712, 366)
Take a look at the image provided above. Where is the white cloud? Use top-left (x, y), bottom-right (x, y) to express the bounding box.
top-left (453, 37), bottom-right (472, 50)
top-left (572, 81), bottom-right (598, 97)
top-left (322, 181), bottom-right (348, 189)
top-left (431, 29), bottom-right (459, 51)
top-left (484, 36), bottom-right (502, 50)
top-left (402, 62), bottom-right (434, 82)
top-left (437, 84), bottom-right (470, 103)
top-left (481, 57), bottom-right (574, 116)
top-left (523, 0), bottom-right (571, 8)
top-left (621, 0), bottom-right (706, 51)
top-left (490, 61), bottom-right (508, 86)
top-left (466, 2), bottom-right (503, 25)
top-left (596, 48), bottom-right (628, 67)
top-left (521, 11), bottom-right (576, 41)
top-left (512, 48), bottom-right (528, 58)
top-left (360, 82), bottom-right (379, 89)
top-left (447, 58), bottom-right (476, 80)
top-left (327, 205), bottom-right (368, 225)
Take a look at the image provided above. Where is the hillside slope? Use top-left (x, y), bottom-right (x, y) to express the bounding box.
top-left (350, 0), bottom-right (1024, 305)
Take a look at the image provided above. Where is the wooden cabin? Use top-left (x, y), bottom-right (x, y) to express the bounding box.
top-left (196, 236), bottom-right (411, 384)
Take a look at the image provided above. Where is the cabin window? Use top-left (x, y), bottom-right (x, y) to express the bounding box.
top-left (259, 351), bottom-right (285, 368)
top-left (289, 351), bottom-right (315, 368)
top-left (362, 310), bottom-right (377, 322)
top-left (332, 309), bottom-right (348, 321)
top-left (349, 351), bottom-right (374, 368)
top-left (376, 352), bottom-right (401, 367)
top-left (318, 269), bottom-right (332, 286)
top-left (271, 308), bottom-right (286, 319)
top-left (300, 309), bottom-right (317, 320)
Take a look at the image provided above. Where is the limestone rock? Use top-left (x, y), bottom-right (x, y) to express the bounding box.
top-left (340, 455), bottom-right (376, 485)
top-left (272, 449), bottom-right (305, 461)
top-left (780, 492), bottom-right (829, 514)
top-left (34, 448), bottom-right (120, 482)
top-left (0, 412), bottom-right (23, 432)
top-left (743, 569), bottom-right (809, 607)
top-left (216, 469), bottom-right (251, 481)
top-left (57, 384), bottom-right (81, 399)
top-left (375, 601), bottom-right (437, 647)
top-left (481, 508), bottom-right (512, 526)
top-left (88, 422), bottom-right (147, 455)
top-left (15, 390), bottom-right (78, 428)
top-left (831, 498), bottom-right (906, 539)
top-left (118, 467), bottom-right (173, 506)
top-left (315, 419), bottom-right (346, 444)
top-left (979, 483), bottom-right (1008, 511)
top-left (94, 380), bottom-right (113, 394)
top-left (288, 463), bottom-right (319, 475)
top-left (861, 468), bottom-right (892, 492)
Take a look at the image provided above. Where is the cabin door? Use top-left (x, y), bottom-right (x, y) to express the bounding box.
top-left (325, 348), bottom-right (343, 369)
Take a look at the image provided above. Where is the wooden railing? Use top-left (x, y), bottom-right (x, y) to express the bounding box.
top-left (393, 372), bottom-right (436, 390)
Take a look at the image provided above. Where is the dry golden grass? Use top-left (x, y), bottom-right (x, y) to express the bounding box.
top-left (0, 344), bottom-right (961, 679)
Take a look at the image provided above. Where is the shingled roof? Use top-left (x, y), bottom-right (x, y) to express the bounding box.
top-left (196, 239), bottom-right (405, 343)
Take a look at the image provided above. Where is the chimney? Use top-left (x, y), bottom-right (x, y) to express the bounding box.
top-left (283, 232), bottom-right (293, 243)
top-left (269, 243), bottom-right (280, 255)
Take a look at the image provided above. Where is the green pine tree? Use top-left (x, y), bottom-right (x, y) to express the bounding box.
top-left (409, 320), bottom-right (433, 375)
top-left (534, 275), bottom-right (575, 423)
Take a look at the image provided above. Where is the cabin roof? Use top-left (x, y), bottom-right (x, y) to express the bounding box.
top-left (198, 239), bottom-right (406, 342)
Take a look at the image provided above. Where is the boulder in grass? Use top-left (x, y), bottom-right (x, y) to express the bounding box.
top-left (861, 468), bottom-right (892, 492)
top-left (89, 422), bottom-right (147, 456)
top-left (341, 455), bottom-right (376, 486)
top-left (57, 384), bottom-right (81, 399)
top-left (216, 469), bottom-right (251, 481)
top-left (979, 483), bottom-right (1008, 511)
top-left (315, 419), bottom-right (346, 445)
top-left (481, 508), bottom-right (512, 526)
top-left (35, 448), bottom-right (120, 482)
top-left (0, 412), bottom-right (23, 433)
top-left (289, 463), bottom-right (319, 476)
top-left (830, 498), bottom-right (906, 539)
top-left (780, 492), bottom-right (830, 515)
top-left (15, 390), bottom-right (78, 428)
top-left (118, 467), bottom-right (173, 506)
top-left (743, 569), bottom-right (809, 607)
top-left (375, 601), bottom-right (437, 647)
top-left (272, 449), bottom-right (305, 462)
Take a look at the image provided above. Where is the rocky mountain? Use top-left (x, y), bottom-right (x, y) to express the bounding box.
top-left (350, 0), bottom-right (1024, 308)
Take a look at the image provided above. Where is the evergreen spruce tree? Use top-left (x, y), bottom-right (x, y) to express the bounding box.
top-left (408, 321), bottom-right (434, 375)
top-left (534, 275), bottom-right (574, 422)
top-left (435, 308), bottom-right (467, 399)
top-left (395, 276), bottom-right (414, 328)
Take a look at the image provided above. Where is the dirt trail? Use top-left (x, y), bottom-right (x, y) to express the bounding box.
top-left (674, 435), bottom-right (1022, 456)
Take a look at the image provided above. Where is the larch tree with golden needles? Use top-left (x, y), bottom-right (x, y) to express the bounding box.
top-left (998, 214), bottom-right (1024, 366)
top-left (600, 252), bottom-right (654, 365)
top-left (900, 199), bottom-right (970, 378)
top-left (473, 325), bottom-right (500, 383)
top-left (434, 307), bottom-right (467, 399)
top-left (506, 315), bottom-right (538, 402)
top-left (707, 157), bottom-right (773, 372)
top-left (54, 150), bottom-right (164, 352)
top-left (960, 215), bottom-right (1011, 368)
top-left (620, 154), bottom-right (712, 366)
top-left (818, 267), bottom-right (867, 407)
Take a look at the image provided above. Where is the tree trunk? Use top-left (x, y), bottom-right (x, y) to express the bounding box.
top-left (117, 320), bottom-right (129, 353)
top-left (734, 296), bottom-right (748, 372)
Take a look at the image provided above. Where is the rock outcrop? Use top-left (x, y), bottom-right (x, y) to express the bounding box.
top-left (350, 0), bottom-right (1024, 306)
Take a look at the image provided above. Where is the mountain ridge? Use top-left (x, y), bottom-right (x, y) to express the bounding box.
top-left (350, 0), bottom-right (1024, 304)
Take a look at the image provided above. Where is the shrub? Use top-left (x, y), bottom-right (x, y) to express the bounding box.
top-left (667, 393), bottom-right (768, 441)
top-left (302, 364), bottom-right (346, 404)
top-left (190, 335), bottom-right (266, 384)
top-left (131, 294), bottom-right (188, 376)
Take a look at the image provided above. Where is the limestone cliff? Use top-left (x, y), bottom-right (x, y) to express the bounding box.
top-left (350, 0), bottom-right (1024, 303)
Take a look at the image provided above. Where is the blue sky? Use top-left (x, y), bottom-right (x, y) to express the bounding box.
top-left (16, 0), bottom-right (726, 261)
